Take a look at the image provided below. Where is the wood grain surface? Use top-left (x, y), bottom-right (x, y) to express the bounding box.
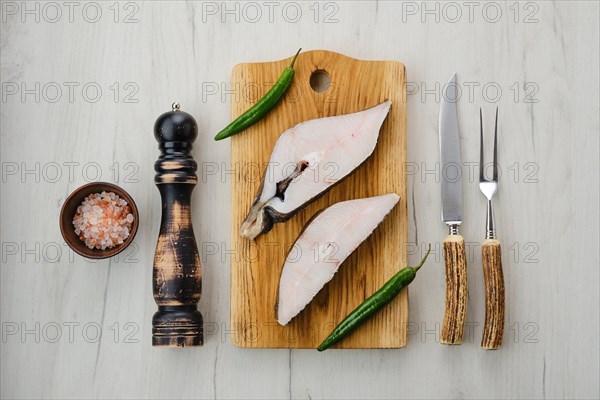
top-left (230, 50), bottom-right (407, 348)
top-left (1, 2), bottom-right (599, 399)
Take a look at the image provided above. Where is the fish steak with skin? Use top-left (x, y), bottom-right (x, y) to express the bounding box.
top-left (275, 193), bottom-right (400, 326)
top-left (240, 101), bottom-right (392, 240)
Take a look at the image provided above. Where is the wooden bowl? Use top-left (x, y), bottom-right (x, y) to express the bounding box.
top-left (60, 182), bottom-right (139, 259)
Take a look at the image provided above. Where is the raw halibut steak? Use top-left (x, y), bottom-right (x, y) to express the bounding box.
top-left (240, 101), bottom-right (392, 240)
top-left (275, 193), bottom-right (400, 326)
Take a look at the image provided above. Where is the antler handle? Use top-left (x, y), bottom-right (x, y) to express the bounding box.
top-left (481, 238), bottom-right (504, 349)
top-left (441, 234), bottom-right (468, 344)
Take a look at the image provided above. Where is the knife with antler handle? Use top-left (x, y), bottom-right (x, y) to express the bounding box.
top-left (438, 74), bottom-right (468, 345)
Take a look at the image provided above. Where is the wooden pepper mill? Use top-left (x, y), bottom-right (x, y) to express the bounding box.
top-left (152, 103), bottom-right (203, 347)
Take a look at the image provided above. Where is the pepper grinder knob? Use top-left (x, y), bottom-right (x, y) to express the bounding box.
top-left (152, 103), bottom-right (203, 347)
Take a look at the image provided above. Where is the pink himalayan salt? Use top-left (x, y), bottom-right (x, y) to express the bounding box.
top-left (72, 191), bottom-right (134, 250)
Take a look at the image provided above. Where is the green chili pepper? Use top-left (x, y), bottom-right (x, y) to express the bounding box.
top-left (214, 48), bottom-right (302, 141)
top-left (317, 244), bottom-right (432, 351)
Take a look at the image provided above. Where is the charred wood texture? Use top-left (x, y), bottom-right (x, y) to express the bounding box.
top-left (152, 104), bottom-right (203, 347)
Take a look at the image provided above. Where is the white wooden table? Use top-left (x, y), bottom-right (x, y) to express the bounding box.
top-left (1, 1), bottom-right (598, 399)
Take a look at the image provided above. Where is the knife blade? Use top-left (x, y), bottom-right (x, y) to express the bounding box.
top-left (439, 73), bottom-right (463, 228)
top-left (438, 73), bottom-right (467, 345)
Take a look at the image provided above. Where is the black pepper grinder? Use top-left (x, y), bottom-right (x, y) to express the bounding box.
top-left (152, 103), bottom-right (203, 347)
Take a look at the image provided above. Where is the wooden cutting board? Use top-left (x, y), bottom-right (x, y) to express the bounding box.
top-left (230, 50), bottom-right (407, 348)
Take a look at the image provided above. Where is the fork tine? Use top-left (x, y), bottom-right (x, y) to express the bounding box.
top-left (480, 108), bottom-right (484, 180)
top-left (493, 107), bottom-right (498, 181)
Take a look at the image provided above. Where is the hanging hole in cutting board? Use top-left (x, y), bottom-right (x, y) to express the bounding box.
top-left (310, 70), bottom-right (331, 93)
